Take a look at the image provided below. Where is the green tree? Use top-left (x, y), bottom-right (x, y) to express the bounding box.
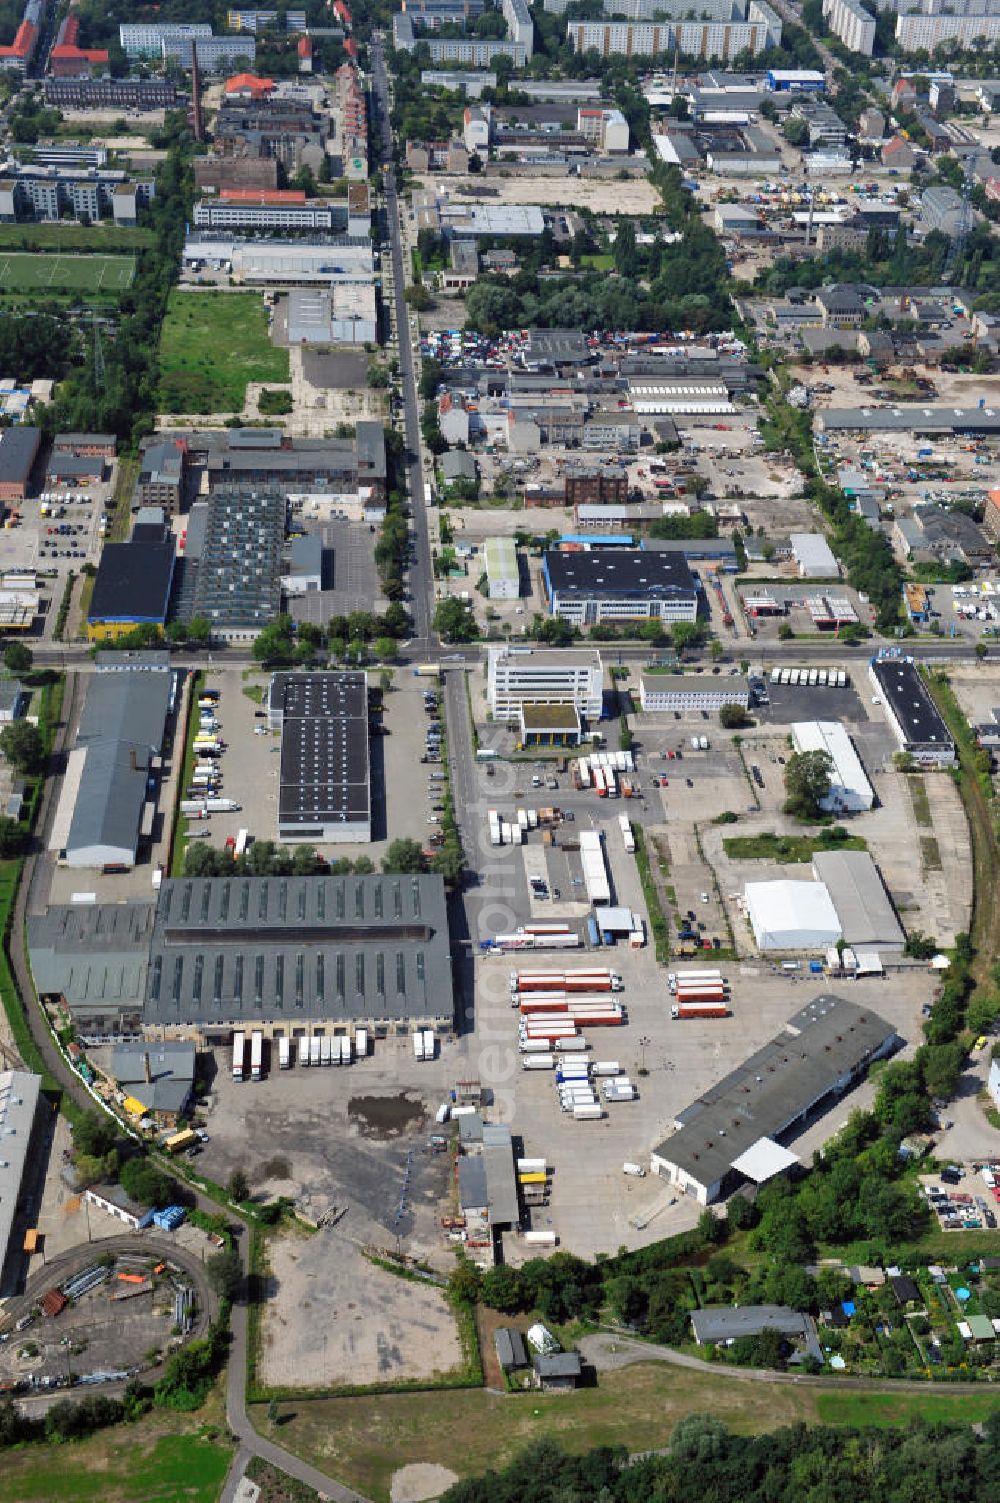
top-left (373, 636), bottom-right (396, 664)
top-left (206, 1247), bottom-right (241, 1302)
top-left (719, 703), bottom-right (748, 730)
top-left (782, 116), bottom-right (810, 147)
top-left (119, 1156), bottom-right (174, 1209)
top-left (228, 1167), bottom-right (250, 1202)
top-left (382, 838), bottom-right (426, 874)
top-left (0, 719), bottom-right (44, 774)
top-left (670, 621), bottom-right (701, 657)
top-left (74, 1110), bottom-right (118, 1159)
top-left (3, 641), bottom-right (32, 674)
top-left (480, 1264), bottom-right (523, 1313)
top-left (0, 815), bottom-right (27, 857)
top-left (783, 749), bottom-right (833, 819)
top-left (433, 598), bottom-right (478, 642)
top-left (448, 1259), bottom-right (482, 1306)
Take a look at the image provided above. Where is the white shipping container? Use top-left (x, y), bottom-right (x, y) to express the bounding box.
top-left (278, 1036), bottom-right (291, 1069)
top-left (517, 1158), bottom-right (547, 1173)
top-left (522, 1055), bottom-right (556, 1070)
top-left (310, 1037), bottom-right (321, 1067)
top-left (573, 1104), bottom-right (603, 1120)
top-left (593, 1061), bottom-right (621, 1076)
top-left (355, 1027), bottom-right (368, 1057)
top-left (523, 1230), bottom-right (557, 1246)
top-left (341, 1036), bottom-right (352, 1065)
top-left (520, 1038), bottom-right (551, 1053)
top-left (423, 1030), bottom-right (436, 1060)
top-left (320, 1038), bottom-right (331, 1067)
top-left (413, 1032), bottom-right (425, 1061)
top-left (298, 1037), bottom-right (310, 1067)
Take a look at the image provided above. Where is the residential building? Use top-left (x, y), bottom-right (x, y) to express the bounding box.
top-left (869, 657), bottom-right (955, 765)
top-left (268, 671), bottom-right (371, 843)
top-left (858, 107), bottom-right (885, 138)
top-left (392, 15), bottom-right (527, 65)
top-left (542, 548), bottom-right (698, 626)
top-left (48, 13), bottom-right (108, 76)
top-left (896, 7), bottom-right (1000, 51)
top-left (650, 995), bottom-right (897, 1203)
top-left (533, 1352), bottom-right (583, 1390)
top-left (790, 721), bottom-right (873, 812)
top-left (119, 24), bottom-right (255, 70)
top-left (0, 0), bottom-right (41, 73)
top-left (821, 0), bottom-right (875, 53)
top-left (881, 135), bottom-right (916, 171)
top-left (502, 0), bottom-right (534, 57)
top-left (920, 185), bottom-right (965, 237)
top-left (487, 647), bottom-right (604, 720)
top-left (567, 3), bottom-right (781, 59)
top-left (421, 68), bottom-right (497, 97)
top-left (0, 168), bottom-right (154, 226)
top-left (691, 1306), bottom-right (823, 1361)
top-left (639, 672), bottom-right (750, 712)
top-left (0, 1071), bottom-right (43, 1295)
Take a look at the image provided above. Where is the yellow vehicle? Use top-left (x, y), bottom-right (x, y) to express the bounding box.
top-left (975, 1036), bottom-right (989, 1051)
top-left (164, 1128), bottom-right (198, 1154)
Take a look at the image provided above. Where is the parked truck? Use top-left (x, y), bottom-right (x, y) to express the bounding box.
top-left (355, 1027), bottom-right (368, 1058)
top-left (232, 1030), bottom-right (246, 1082)
top-left (278, 1036), bottom-right (291, 1070)
top-left (250, 1030), bottom-right (263, 1082)
top-left (673, 984), bottom-right (727, 1003)
top-left (298, 1037), bottom-right (310, 1067)
top-left (522, 1054), bottom-right (555, 1070)
top-left (235, 829), bottom-right (249, 859)
top-left (414, 1031), bottom-right (425, 1061)
top-left (671, 1001), bottom-right (730, 1019)
top-left (310, 1036), bottom-right (321, 1067)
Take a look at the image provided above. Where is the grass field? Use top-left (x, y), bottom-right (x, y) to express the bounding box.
top-left (0, 223), bottom-right (153, 253)
top-left (722, 831), bottom-right (868, 862)
top-left (3, 1422), bottom-right (232, 1503)
top-left (815, 1391), bottom-right (1000, 1428)
top-left (157, 290), bottom-right (290, 414)
top-left (0, 251), bottom-right (135, 294)
top-left (251, 1364), bottom-right (821, 1502)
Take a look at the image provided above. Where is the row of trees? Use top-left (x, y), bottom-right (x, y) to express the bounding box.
top-left (440, 1423), bottom-right (1000, 1503)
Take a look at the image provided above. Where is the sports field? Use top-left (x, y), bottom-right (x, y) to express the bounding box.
top-left (0, 251), bottom-right (136, 293)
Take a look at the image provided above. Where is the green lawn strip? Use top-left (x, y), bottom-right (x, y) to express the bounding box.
top-left (722, 831), bottom-right (868, 862)
top-left (0, 223), bottom-right (153, 252)
top-left (1, 1425), bottom-right (232, 1503)
top-left (632, 823), bottom-right (671, 963)
top-left (169, 670), bottom-right (205, 878)
top-left (909, 775), bottom-right (933, 828)
top-left (815, 1390), bottom-right (1000, 1428)
top-left (157, 291), bottom-right (290, 413)
top-left (251, 1363), bottom-right (820, 1503)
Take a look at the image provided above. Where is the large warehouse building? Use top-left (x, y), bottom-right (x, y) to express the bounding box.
top-left (790, 720), bottom-right (873, 813)
top-left (0, 1069), bottom-right (43, 1295)
top-left (48, 668), bottom-right (171, 869)
top-left (268, 671), bottom-right (371, 844)
top-left (869, 657), bottom-right (955, 766)
top-left (812, 849), bottom-right (905, 952)
top-left (744, 878), bottom-right (841, 951)
top-left (542, 548), bottom-right (698, 626)
top-left (30, 873), bottom-right (455, 1044)
top-left (651, 994), bottom-right (896, 1203)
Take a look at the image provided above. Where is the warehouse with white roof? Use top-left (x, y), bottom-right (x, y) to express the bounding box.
top-left (790, 720), bottom-right (873, 813)
top-left (744, 879), bottom-right (841, 951)
top-left (790, 533), bottom-right (839, 578)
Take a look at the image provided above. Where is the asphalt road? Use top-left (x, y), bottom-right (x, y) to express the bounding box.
top-left (370, 32), bottom-right (434, 651)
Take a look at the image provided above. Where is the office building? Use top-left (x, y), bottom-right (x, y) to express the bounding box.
top-left (790, 721), bottom-right (873, 812)
top-left (487, 647), bottom-right (604, 720)
top-left (869, 657), bottom-right (955, 765)
top-left (268, 671), bottom-right (371, 844)
top-left (651, 995), bottom-right (897, 1202)
top-left (44, 76), bottom-right (178, 109)
top-left (639, 672), bottom-right (750, 712)
top-left (542, 548), bottom-right (698, 626)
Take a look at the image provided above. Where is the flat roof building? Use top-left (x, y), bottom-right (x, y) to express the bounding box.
top-left (110, 1041), bottom-right (195, 1120)
top-left (651, 994), bottom-right (896, 1203)
top-left (268, 671), bottom-right (370, 843)
top-left (816, 407), bottom-right (1000, 435)
top-left (790, 532), bottom-right (839, 578)
top-left (869, 657), bottom-right (955, 765)
top-left (0, 1070), bottom-right (43, 1295)
top-left (178, 490), bottom-right (284, 641)
top-left (640, 672), bottom-right (749, 713)
top-left (144, 873), bottom-right (454, 1038)
top-left (0, 425), bottom-right (40, 500)
top-left (487, 646), bottom-right (603, 720)
top-left (542, 548), bottom-right (698, 626)
top-left (484, 535), bottom-right (519, 600)
top-left (519, 702), bottom-right (582, 746)
top-left (86, 539), bottom-right (175, 641)
top-left (28, 899), bottom-right (155, 1039)
top-left (790, 720), bottom-right (873, 812)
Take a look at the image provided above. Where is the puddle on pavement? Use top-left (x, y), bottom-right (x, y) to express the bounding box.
top-left (348, 1092), bottom-right (427, 1138)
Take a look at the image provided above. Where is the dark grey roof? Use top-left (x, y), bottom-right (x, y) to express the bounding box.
top-left (27, 901), bottom-right (155, 1014)
top-left (691, 1305), bottom-right (810, 1343)
top-left (525, 329), bottom-right (588, 365)
top-left (890, 1274), bottom-right (920, 1304)
top-left (482, 1121), bottom-right (519, 1227)
top-left (532, 1352), bottom-right (582, 1378)
top-left (271, 671), bottom-right (370, 830)
top-left (145, 874), bottom-right (454, 1027)
top-left (494, 1326), bottom-right (528, 1369)
top-left (140, 441), bottom-right (184, 485)
top-left (544, 548), bottom-right (696, 601)
top-left (51, 433), bottom-right (116, 451)
top-left (870, 659), bottom-right (953, 753)
top-left (183, 490), bottom-right (284, 630)
top-left (0, 426), bottom-right (40, 486)
top-left (643, 537), bottom-right (737, 559)
top-left (812, 850), bottom-right (904, 950)
top-left (818, 407), bottom-right (1000, 435)
top-left (111, 1041), bottom-right (195, 1114)
top-left (458, 1155), bottom-right (488, 1210)
top-left (0, 680), bottom-right (26, 715)
top-left (77, 671), bottom-right (170, 753)
top-left (441, 450), bottom-right (477, 482)
top-left (88, 540), bottom-right (175, 626)
top-left (355, 420), bottom-right (387, 483)
top-left (46, 454), bottom-right (105, 481)
top-left (654, 995), bottom-right (896, 1195)
top-left (66, 739), bottom-right (154, 863)
top-left (94, 650), bottom-right (171, 672)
